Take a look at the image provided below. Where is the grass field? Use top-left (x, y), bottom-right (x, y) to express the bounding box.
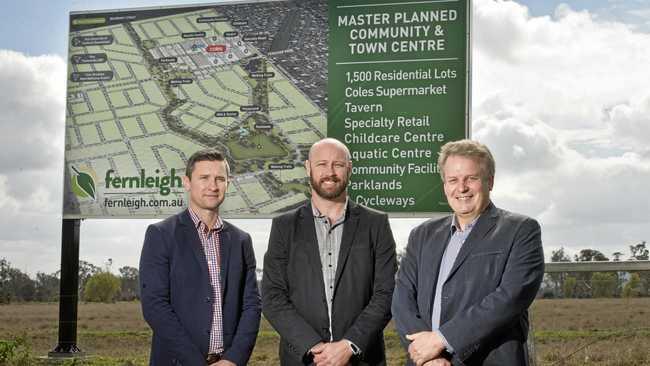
top-left (1, 298), bottom-right (649, 365)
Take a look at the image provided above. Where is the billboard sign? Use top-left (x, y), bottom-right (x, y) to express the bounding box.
top-left (63, 0), bottom-right (469, 218)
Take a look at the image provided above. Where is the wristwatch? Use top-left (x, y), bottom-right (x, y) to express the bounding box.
top-left (346, 340), bottom-right (362, 356)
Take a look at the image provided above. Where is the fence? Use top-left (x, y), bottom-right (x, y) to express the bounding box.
top-left (545, 260), bottom-right (650, 273)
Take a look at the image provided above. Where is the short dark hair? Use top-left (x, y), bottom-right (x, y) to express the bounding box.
top-left (185, 149), bottom-right (230, 179)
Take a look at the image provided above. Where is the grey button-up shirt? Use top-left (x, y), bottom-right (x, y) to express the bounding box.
top-left (312, 200), bottom-right (347, 338)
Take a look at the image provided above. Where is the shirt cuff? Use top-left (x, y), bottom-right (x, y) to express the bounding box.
top-left (435, 330), bottom-right (454, 354)
top-left (343, 339), bottom-right (362, 356)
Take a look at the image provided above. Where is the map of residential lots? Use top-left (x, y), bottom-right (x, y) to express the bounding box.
top-left (64, 1), bottom-right (327, 218)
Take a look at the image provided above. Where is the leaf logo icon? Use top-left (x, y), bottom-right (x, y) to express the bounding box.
top-left (71, 166), bottom-right (96, 200)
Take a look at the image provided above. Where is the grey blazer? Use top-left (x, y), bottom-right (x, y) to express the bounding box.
top-left (262, 201), bottom-right (397, 365)
top-left (392, 203), bottom-right (544, 366)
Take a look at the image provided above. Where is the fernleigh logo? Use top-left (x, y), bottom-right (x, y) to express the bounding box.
top-left (70, 165), bottom-right (97, 200)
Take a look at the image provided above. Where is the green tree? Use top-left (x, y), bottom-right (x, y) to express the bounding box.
top-left (0, 259), bottom-right (36, 302)
top-left (0, 258), bottom-right (12, 303)
top-left (592, 272), bottom-right (618, 297)
top-left (574, 249), bottom-right (608, 262)
top-left (623, 273), bottom-right (642, 298)
top-left (629, 241), bottom-right (649, 260)
top-left (118, 266), bottom-right (139, 301)
top-left (84, 272), bottom-right (120, 303)
top-left (35, 271), bottom-right (60, 302)
top-left (629, 241), bottom-right (649, 296)
top-left (78, 260), bottom-right (101, 299)
top-left (573, 249), bottom-right (609, 298)
top-left (546, 247), bottom-right (571, 298)
top-left (563, 276), bottom-right (577, 298)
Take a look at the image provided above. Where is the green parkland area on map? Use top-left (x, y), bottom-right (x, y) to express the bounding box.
top-left (64, 2), bottom-right (327, 218)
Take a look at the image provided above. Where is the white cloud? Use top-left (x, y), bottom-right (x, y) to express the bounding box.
top-left (0, 50), bottom-right (67, 274)
top-left (607, 93), bottom-right (650, 150)
top-left (472, 0), bottom-right (650, 256)
top-left (0, 50), bottom-right (66, 172)
top-left (473, 0), bottom-right (650, 133)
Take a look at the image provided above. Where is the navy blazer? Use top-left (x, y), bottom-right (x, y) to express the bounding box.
top-left (140, 209), bottom-right (261, 366)
top-left (392, 203), bottom-right (544, 365)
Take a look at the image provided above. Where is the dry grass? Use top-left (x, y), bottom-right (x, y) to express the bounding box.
top-left (532, 298), bottom-right (650, 366)
top-left (1, 298), bottom-right (649, 365)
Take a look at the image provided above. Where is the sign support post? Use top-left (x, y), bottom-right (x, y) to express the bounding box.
top-left (49, 219), bottom-right (84, 357)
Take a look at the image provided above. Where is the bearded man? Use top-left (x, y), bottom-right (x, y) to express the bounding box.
top-left (262, 138), bottom-right (397, 366)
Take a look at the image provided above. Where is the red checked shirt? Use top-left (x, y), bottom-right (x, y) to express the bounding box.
top-left (188, 208), bottom-right (224, 355)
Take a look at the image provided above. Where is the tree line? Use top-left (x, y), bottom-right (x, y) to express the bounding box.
top-left (542, 241), bottom-right (649, 298)
top-left (0, 258), bottom-right (139, 304)
top-left (2, 241), bottom-right (647, 303)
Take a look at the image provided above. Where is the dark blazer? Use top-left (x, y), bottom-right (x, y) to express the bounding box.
top-left (140, 209), bottom-right (261, 366)
top-left (262, 201), bottom-right (397, 365)
top-left (392, 203), bottom-right (544, 366)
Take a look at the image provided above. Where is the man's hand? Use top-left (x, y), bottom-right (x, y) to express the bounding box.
top-left (210, 360), bottom-right (236, 366)
top-left (423, 357), bottom-right (452, 366)
top-left (312, 340), bottom-right (353, 366)
top-left (423, 358), bottom-right (451, 366)
top-left (406, 331), bottom-right (445, 366)
top-left (310, 341), bottom-right (326, 353)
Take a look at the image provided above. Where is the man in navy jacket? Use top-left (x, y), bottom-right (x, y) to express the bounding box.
top-left (140, 149), bottom-right (261, 365)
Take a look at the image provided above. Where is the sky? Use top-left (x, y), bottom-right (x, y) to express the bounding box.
top-left (1, 0), bottom-right (649, 276)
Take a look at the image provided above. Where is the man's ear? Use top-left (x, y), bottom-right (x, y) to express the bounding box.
top-left (181, 175), bottom-right (191, 191)
top-left (304, 160), bottom-right (311, 176)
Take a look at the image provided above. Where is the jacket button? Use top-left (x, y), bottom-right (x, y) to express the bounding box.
top-left (205, 297), bottom-right (211, 302)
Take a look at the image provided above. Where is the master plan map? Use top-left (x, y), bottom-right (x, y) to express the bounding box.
top-left (64, 0), bottom-right (327, 218)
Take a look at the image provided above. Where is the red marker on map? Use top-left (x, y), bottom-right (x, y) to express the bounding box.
top-left (206, 44), bottom-right (226, 52)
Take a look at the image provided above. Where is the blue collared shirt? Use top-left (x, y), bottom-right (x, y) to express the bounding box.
top-left (432, 214), bottom-right (480, 353)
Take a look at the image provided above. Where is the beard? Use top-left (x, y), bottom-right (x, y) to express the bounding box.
top-left (310, 173), bottom-right (349, 200)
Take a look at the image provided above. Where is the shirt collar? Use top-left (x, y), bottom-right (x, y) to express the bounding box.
top-left (188, 207), bottom-right (223, 232)
top-left (450, 214), bottom-right (480, 234)
top-left (312, 197), bottom-right (349, 224)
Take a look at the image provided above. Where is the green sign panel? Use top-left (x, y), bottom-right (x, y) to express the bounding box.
top-left (328, 0), bottom-right (470, 213)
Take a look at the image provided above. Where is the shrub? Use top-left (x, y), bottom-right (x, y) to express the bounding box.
top-left (623, 273), bottom-right (642, 298)
top-left (0, 336), bottom-right (30, 365)
top-left (84, 272), bottom-right (121, 303)
top-left (563, 276), bottom-right (577, 298)
top-left (592, 272), bottom-right (618, 298)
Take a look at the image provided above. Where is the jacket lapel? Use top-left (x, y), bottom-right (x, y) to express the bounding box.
top-left (333, 201), bottom-right (360, 293)
top-left (445, 203), bottom-right (498, 282)
top-left (219, 222), bottom-right (232, 295)
top-left (298, 203), bottom-right (327, 300)
top-left (179, 210), bottom-right (210, 280)
top-left (425, 217), bottom-right (453, 323)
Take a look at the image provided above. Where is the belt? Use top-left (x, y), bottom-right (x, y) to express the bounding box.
top-left (206, 353), bottom-right (223, 364)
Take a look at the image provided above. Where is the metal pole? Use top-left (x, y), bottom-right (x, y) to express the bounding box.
top-left (49, 218), bottom-right (84, 357)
